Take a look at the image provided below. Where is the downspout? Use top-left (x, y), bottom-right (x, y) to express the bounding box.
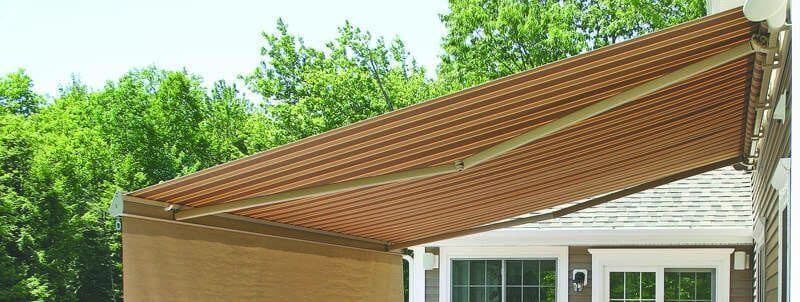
top-left (409, 246), bottom-right (426, 302)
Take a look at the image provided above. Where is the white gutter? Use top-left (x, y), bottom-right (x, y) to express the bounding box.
top-left (428, 228), bottom-right (754, 247)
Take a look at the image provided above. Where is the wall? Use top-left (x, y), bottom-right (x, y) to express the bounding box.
top-left (122, 217), bottom-right (402, 302)
top-left (750, 60), bottom-right (791, 302)
top-left (424, 245), bottom-right (753, 302)
top-left (570, 246), bottom-right (754, 302)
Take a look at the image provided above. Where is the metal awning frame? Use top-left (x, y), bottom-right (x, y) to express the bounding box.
top-left (168, 42), bottom-right (758, 223)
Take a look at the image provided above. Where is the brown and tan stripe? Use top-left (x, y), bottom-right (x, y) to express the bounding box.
top-left (127, 8), bottom-right (758, 246)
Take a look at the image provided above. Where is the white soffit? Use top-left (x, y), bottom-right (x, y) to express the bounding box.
top-left (429, 228), bottom-right (754, 247)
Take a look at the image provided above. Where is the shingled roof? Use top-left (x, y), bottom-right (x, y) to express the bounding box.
top-left (518, 167), bottom-right (752, 229)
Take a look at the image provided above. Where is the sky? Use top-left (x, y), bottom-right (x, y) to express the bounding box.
top-left (0, 0), bottom-right (449, 98)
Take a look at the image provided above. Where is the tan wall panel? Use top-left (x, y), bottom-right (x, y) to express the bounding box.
top-left (750, 64), bottom-right (790, 302)
top-left (123, 217), bottom-right (402, 302)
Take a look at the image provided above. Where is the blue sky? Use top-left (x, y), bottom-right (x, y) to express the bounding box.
top-left (0, 0), bottom-right (449, 98)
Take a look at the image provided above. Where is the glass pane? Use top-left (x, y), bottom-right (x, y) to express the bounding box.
top-left (453, 261), bottom-right (469, 286)
top-left (470, 287), bottom-right (485, 302)
top-left (540, 287), bottom-right (556, 302)
top-left (696, 272), bottom-right (713, 300)
top-left (506, 287), bottom-right (522, 302)
top-left (506, 260), bottom-right (522, 285)
top-left (665, 270), bottom-right (715, 302)
top-left (540, 260), bottom-right (556, 286)
top-left (641, 272), bottom-right (656, 300)
top-left (487, 260), bottom-right (502, 286)
top-left (453, 286), bottom-right (469, 302)
top-left (523, 260), bottom-right (539, 286)
top-left (610, 272), bottom-right (625, 299)
top-left (522, 287), bottom-right (539, 302)
top-left (487, 286), bottom-right (501, 302)
top-left (470, 260), bottom-right (486, 285)
top-left (625, 272), bottom-right (641, 299)
top-left (665, 272), bottom-right (679, 301)
top-left (679, 272), bottom-right (695, 300)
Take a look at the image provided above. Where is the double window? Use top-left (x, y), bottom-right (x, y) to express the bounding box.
top-left (609, 271), bottom-right (656, 302)
top-left (608, 269), bottom-right (714, 302)
top-left (591, 249), bottom-right (731, 302)
top-left (451, 259), bottom-right (557, 302)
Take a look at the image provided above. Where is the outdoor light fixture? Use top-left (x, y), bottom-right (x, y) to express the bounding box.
top-left (423, 252), bottom-right (439, 270)
top-left (733, 251), bottom-right (749, 270)
top-left (572, 269), bottom-right (588, 292)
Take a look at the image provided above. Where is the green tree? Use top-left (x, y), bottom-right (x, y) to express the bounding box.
top-left (439, 0), bottom-right (587, 87)
top-left (0, 68), bottom-right (273, 301)
top-left (438, 0), bottom-right (705, 87)
top-left (0, 70), bottom-right (42, 115)
top-left (0, 2), bottom-right (710, 300)
top-left (580, 0), bottom-right (706, 49)
top-left (243, 20), bottom-right (444, 144)
top-left (0, 113), bottom-right (39, 301)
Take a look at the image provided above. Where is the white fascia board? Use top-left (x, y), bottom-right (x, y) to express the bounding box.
top-left (427, 227), bottom-right (754, 247)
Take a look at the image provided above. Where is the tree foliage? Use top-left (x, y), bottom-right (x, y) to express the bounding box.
top-left (0, 69), bottom-right (273, 301)
top-left (243, 20), bottom-right (445, 145)
top-left (0, 2), bottom-right (706, 300)
top-left (437, 0), bottom-right (705, 87)
top-left (0, 70), bottom-right (42, 116)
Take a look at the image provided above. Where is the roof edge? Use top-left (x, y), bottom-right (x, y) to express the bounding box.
top-left (426, 227), bottom-right (753, 247)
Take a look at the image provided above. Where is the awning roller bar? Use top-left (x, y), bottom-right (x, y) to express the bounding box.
top-left (172, 42), bottom-right (756, 221)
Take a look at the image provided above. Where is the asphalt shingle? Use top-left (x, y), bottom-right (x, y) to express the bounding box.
top-left (516, 167), bottom-right (752, 229)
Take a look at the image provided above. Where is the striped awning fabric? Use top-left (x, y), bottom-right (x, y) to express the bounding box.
top-left (127, 9), bottom-right (760, 247)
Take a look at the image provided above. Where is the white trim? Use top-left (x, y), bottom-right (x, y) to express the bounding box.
top-left (438, 246), bottom-right (569, 302)
top-left (771, 158), bottom-right (791, 207)
top-left (776, 162), bottom-right (790, 302)
top-left (589, 248), bottom-right (734, 302)
top-left (429, 228), bottom-right (753, 247)
top-left (410, 247), bottom-right (426, 302)
top-left (754, 218), bottom-right (766, 247)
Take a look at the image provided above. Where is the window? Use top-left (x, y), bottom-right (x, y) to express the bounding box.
top-left (589, 249), bottom-right (732, 302)
top-left (609, 272), bottom-right (656, 302)
top-left (452, 259), bottom-right (557, 302)
top-left (664, 270), bottom-right (714, 302)
top-left (605, 268), bottom-right (715, 302)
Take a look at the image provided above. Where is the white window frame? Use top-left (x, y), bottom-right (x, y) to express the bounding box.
top-left (589, 248), bottom-right (733, 302)
top-left (605, 267), bottom-right (660, 302)
top-left (438, 246), bottom-right (569, 302)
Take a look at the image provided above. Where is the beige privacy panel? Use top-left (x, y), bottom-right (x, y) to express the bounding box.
top-left (122, 218), bottom-right (402, 302)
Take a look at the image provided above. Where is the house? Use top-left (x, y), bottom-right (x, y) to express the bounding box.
top-left (408, 167), bottom-right (755, 302)
top-left (110, 2), bottom-right (791, 301)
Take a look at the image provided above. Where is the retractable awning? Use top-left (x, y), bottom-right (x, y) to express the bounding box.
top-left (123, 9), bottom-right (762, 250)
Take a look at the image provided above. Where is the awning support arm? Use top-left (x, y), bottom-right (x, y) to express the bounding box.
top-left (173, 42), bottom-right (754, 221)
top-left (175, 164), bottom-right (462, 220)
top-left (386, 157), bottom-right (740, 250)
